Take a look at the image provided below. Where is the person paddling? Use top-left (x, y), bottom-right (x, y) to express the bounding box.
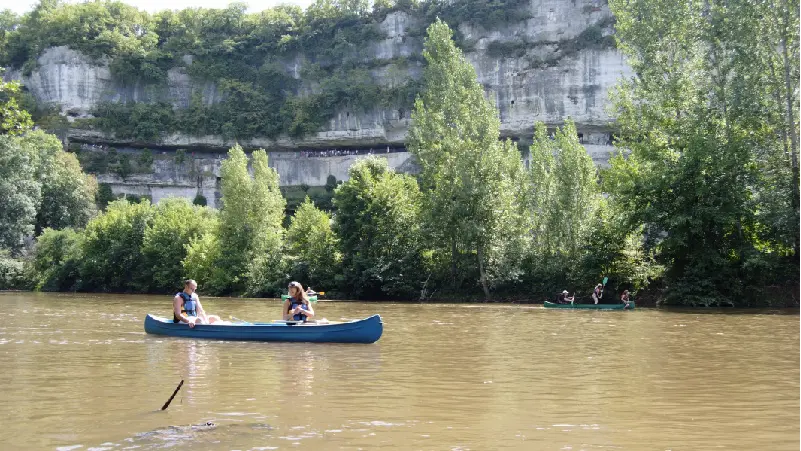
top-left (620, 290), bottom-right (632, 309)
top-left (557, 290), bottom-right (575, 304)
top-left (173, 279), bottom-right (222, 328)
top-left (591, 283), bottom-right (603, 304)
top-left (283, 281), bottom-right (315, 322)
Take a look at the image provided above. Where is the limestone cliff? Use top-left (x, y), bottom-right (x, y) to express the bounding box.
top-left (5, 1), bottom-right (630, 203)
top-left (7, 1), bottom-right (631, 151)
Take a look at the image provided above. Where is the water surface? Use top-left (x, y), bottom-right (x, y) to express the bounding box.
top-left (0, 292), bottom-right (797, 450)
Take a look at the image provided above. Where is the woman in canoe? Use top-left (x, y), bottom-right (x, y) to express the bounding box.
top-left (173, 279), bottom-right (223, 328)
top-left (284, 281), bottom-right (315, 322)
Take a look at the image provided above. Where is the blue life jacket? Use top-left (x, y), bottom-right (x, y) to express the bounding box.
top-left (173, 291), bottom-right (198, 323)
top-left (288, 298), bottom-right (309, 322)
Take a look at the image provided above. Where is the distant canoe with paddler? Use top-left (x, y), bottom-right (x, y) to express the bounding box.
top-left (543, 301), bottom-right (635, 310)
top-left (143, 314), bottom-right (383, 343)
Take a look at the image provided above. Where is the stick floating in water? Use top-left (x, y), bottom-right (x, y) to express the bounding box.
top-left (161, 379), bottom-right (184, 411)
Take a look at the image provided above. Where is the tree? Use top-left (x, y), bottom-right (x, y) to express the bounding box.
top-left (19, 131), bottom-right (98, 234)
top-left (246, 149), bottom-right (287, 296)
top-left (79, 199), bottom-right (154, 292)
top-left (0, 76), bottom-right (32, 135)
top-left (286, 196), bottom-right (339, 289)
top-left (528, 121), bottom-right (601, 260)
top-left (607, 0), bottom-right (799, 306)
top-left (0, 134), bottom-right (40, 253)
top-left (141, 198), bottom-right (217, 293)
top-left (333, 157), bottom-right (424, 298)
top-left (524, 121), bottom-right (605, 292)
top-left (30, 227), bottom-right (83, 291)
top-left (198, 145), bottom-right (286, 295)
top-left (406, 19), bottom-right (527, 298)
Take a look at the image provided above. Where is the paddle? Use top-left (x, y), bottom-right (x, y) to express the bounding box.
top-left (600, 276), bottom-right (608, 303)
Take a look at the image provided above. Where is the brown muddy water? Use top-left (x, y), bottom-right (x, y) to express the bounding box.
top-left (0, 292), bottom-right (797, 450)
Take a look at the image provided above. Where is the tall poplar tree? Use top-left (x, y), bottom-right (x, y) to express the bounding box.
top-left (186, 145), bottom-right (286, 295)
top-left (406, 20), bottom-right (527, 299)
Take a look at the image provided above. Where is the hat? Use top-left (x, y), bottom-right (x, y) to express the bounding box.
top-left (562, 290), bottom-right (569, 294)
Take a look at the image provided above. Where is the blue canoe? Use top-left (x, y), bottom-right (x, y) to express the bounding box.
top-left (143, 314), bottom-right (383, 343)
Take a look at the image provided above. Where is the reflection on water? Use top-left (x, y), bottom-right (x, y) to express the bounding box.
top-left (0, 292), bottom-right (797, 450)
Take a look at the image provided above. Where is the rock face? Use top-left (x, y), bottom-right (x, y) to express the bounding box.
top-left (91, 146), bottom-right (418, 208)
top-left (7, 2), bottom-right (631, 150)
top-left (6, 1), bottom-right (631, 200)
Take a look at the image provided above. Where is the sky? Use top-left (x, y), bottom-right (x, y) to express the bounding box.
top-left (3, 0), bottom-right (315, 15)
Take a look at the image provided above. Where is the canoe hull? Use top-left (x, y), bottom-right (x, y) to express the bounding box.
top-left (543, 301), bottom-right (635, 310)
top-left (144, 314), bottom-right (383, 343)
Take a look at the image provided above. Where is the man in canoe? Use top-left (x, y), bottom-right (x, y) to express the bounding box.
top-left (621, 290), bottom-right (632, 309)
top-left (557, 290), bottom-right (575, 304)
top-left (173, 279), bottom-right (223, 328)
top-left (283, 281), bottom-right (315, 322)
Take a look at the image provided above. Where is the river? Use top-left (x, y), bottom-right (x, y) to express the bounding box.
top-left (0, 292), bottom-right (797, 450)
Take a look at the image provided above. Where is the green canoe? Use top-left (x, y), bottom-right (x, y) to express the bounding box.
top-left (543, 301), bottom-right (635, 310)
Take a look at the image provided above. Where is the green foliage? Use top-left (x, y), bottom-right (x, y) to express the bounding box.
top-left (333, 156), bottom-right (425, 298)
top-left (0, 134), bottom-right (41, 252)
top-left (141, 198), bottom-right (217, 293)
top-left (0, 250), bottom-right (26, 290)
top-left (190, 145), bottom-right (286, 295)
top-left (286, 197), bottom-right (340, 289)
top-left (192, 193), bottom-right (207, 206)
top-left (325, 174), bottom-right (337, 192)
top-left (29, 227), bottom-right (83, 291)
top-left (35, 141), bottom-right (98, 233)
top-left (0, 129), bottom-right (97, 254)
top-left (137, 148), bottom-right (154, 170)
top-left (95, 183), bottom-right (115, 209)
top-left (79, 199), bottom-right (154, 292)
top-left (606, 0), bottom-right (799, 306)
top-left (0, 76), bottom-right (33, 135)
top-left (407, 20), bottom-right (528, 298)
top-left (528, 121), bottom-right (600, 260)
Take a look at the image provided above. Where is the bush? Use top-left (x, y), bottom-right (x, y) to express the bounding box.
top-left (0, 251), bottom-right (26, 290)
top-left (193, 193), bottom-right (207, 206)
top-left (96, 183), bottom-right (116, 209)
top-left (141, 198), bottom-right (217, 293)
top-left (79, 199), bottom-right (154, 292)
top-left (30, 228), bottom-right (83, 291)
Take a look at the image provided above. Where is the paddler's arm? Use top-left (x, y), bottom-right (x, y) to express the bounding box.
top-left (174, 294), bottom-right (196, 328)
top-left (282, 299), bottom-right (292, 320)
top-left (301, 304), bottom-right (314, 319)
